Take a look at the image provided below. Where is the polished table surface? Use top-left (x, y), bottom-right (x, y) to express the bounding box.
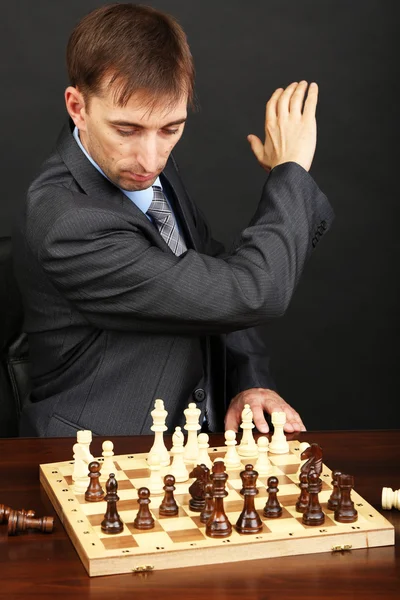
top-left (1, 430), bottom-right (399, 600)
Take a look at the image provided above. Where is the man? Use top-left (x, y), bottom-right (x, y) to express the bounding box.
top-left (13, 4), bottom-right (334, 437)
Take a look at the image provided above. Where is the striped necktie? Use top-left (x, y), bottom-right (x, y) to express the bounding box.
top-left (147, 185), bottom-right (187, 256)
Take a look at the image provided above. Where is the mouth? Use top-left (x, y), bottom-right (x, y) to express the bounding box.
top-left (124, 172), bottom-right (156, 182)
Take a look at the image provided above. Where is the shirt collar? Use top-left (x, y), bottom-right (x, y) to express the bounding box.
top-left (73, 126), bottom-right (160, 214)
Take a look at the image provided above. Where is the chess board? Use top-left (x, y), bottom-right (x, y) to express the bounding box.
top-left (39, 441), bottom-right (395, 577)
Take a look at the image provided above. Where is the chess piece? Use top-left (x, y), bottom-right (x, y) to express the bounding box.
top-left (295, 471), bottom-right (309, 513)
top-left (159, 474), bottom-right (179, 516)
top-left (382, 487), bottom-right (400, 511)
top-left (295, 442), bottom-right (311, 477)
top-left (148, 399), bottom-right (170, 467)
top-left (197, 433), bottom-right (213, 469)
top-left (169, 426), bottom-right (189, 482)
top-left (8, 510), bottom-right (54, 536)
top-left (235, 464), bottom-right (263, 534)
top-left (302, 468), bottom-right (325, 526)
top-left (100, 440), bottom-right (115, 482)
top-left (72, 430), bottom-right (94, 482)
top-left (237, 404), bottom-right (258, 458)
top-left (334, 474), bottom-right (358, 523)
top-left (300, 443), bottom-right (323, 478)
top-left (72, 443), bottom-right (93, 494)
top-left (0, 505), bottom-right (35, 524)
top-left (224, 430), bottom-right (242, 468)
top-left (101, 473), bottom-right (124, 534)
top-left (189, 464), bottom-right (209, 511)
top-left (183, 403), bottom-right (201, 464)
top-left (200, 481), bottom-right (215, 524)
top-left (327, 470), bottom-right (342, 511)
top-left (269, 412), bottom-right (289, 454)
top-left (85, 461), bottom-right (105, 502)
top-left (147, 453), bottom-right (164, 495)
top-left (205, 460), bottom-right (232, 538)
top-left (254, 437), bottom-right (271, 476)
top-left (133, 487), bottom-right (155, 530)
top-left (263, 475), bottom-right (282, 518)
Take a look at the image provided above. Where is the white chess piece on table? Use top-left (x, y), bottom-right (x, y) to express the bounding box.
top-left (148, 399), bottom-right (170, 467)
top-left (72, 443), bottom-right (92, 494)
top-left (169, 426), bottom-right (189, 482)
top-left (197, 433), bottom-right (212, 469)
top-left (237, 404), bottom-right (258, 458)
top-left (147, 454), bottom-right (164, 495)
top-left (254, 437), bottom-right (271, 476)
top-left (183, 403), bottom-right (201, 464)
top-left (382, 487), bottom-right (400, 511)
top-left (224, 430), bottom-right (242, 468)
top-left (269, 412), bottom-right (289, 454)
top-left (100, 440), bottom-right (115, 482)
top-left (295, 442), bottom-right (311, 478)
top-left (72, 430), bottom-right (94, 482)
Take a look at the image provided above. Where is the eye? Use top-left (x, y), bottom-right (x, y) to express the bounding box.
top-left (117, 129), bottom-right (137, 137)
top-left (163, 129), bottom-right (179, 135)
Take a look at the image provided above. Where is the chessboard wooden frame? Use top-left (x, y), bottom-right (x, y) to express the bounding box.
top-left (39, 442), bottom-right (395, 577)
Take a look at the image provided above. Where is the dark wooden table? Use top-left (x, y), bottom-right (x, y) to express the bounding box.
top-left (1, 431), bottom-right (399, 599)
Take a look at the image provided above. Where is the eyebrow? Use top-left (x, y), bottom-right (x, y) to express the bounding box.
top-left (107, 117), bottom-right (187, 128)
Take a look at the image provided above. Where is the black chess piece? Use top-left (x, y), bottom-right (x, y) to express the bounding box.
top-left (302, 468), bottom-right (325, 526)
top-left (200, 481), bottom-right (214, 524)
top-left (205, 461), bottom-right (232, 538)
top-left (334, 474), bottom-right (358, 523)
top-left (327, 470), bottom-right (342, 511)
top-left (85, 461), bottom-right (105, 502)
top-left (188, 464), bottom-right (209, 512)
top-left (101, 473), bottom-right (124, 534)
top-left (263, 476), bottom-right (282, 518)
top-left (295, 471), bottom-right (309, 513)
top-left (235, 464), bottom-right (263, 534)
top-left (159, 474), bottom-right (179, 516)
top-left (133, 487), bottom-right (155, 530)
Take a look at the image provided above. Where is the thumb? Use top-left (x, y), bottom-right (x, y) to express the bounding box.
top-left (247, 134), bottom-right (264, 162)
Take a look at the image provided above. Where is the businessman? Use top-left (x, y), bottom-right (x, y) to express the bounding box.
top-left (13, 4), bottom-right (334, 437)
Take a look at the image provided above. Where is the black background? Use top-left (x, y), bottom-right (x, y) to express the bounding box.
top-left (1, 1), bottom-right (398, 430)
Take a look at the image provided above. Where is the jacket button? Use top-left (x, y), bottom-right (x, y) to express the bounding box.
top-left (193, 388), bottom-right (206, 402)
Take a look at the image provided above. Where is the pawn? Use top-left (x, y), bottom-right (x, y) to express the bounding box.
top-left (327, 470), bottom-right (342, 511)
top-left (159, 474), bottom-right (179, 516)
top-left (197, 433), bottom-right (213, 469)
top-left (382, 487), bottom-right (400, 511)
top-left (100, 440), bottom-right (115, 483)
top-left (295, 471), bottom-right (309, 513)
top-left (224, 430), bottom-right (242, 469)
top-left (8, 510), bottom-right (54, 536)
top-left (0, 505), bottom-right (35, 524)
top-left (133, 487), bottom-right (155, 530)
top-left (169, 426), bottom-right (189, 482)
top-left (200, 481), bottom-right (215, 524)
top-left (334, 474), bottom-right (358, 523)
top-left (147, 453), bottom-right (164, 496)
top-left (101, 473), bottom-right (124, 534)
top-left (85, 461), bottom-right (105, 502)
top-left (263, 476), bottom-right (282, 518)
top-left (254, 437), bottom-right (271, 477)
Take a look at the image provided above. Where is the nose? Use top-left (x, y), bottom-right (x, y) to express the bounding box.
top-left (135, 138), bottom-right (160, 175)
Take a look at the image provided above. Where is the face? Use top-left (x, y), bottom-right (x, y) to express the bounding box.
top-left (66, 83), bottom-right (188, 191)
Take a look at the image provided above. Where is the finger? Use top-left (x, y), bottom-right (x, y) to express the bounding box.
top-left (247, 134), bottom-right (264, 162)
top-left (266, 87), bottom-right (284, 123)
top-left (251, 404), bottom-right (269, 433)
top-left (277, 82), bottom-right (299, 118)
top-left (289, 80), bottom-right (308, 115)
top-left (224, 406), bottom-right (240, 433)
top-left (303, 81), bottom-right (319, 119)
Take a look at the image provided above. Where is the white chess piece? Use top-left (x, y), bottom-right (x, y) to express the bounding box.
top-left (269, 412), bottom-right (289, 454)
top-left (169, 426), bottom-right (189, 482)
top-left (382, 487), bottom-right (400, 511)
top-left (148, 399), bottom-right (170, 467)
top-left (147, 454), bottom-right (164, 495)
top-left (224, 430), bottom-right (242, 468)
top-left (295, 442), bottom-right (311, 478)
top-left (100, 440), bottom-right (115, 482)
top-left (183, 403), bottom-right (201, 464)
top-left (237, 404), bottom-right (258, 458)
top-left (196, 433), bottom-right (212, 469)
top-left (72, 443), bottom-right (92, 494)
top-left (71, 430), bottom-right (94, 483)
top-left (254, 436), bottom-right (271, 476)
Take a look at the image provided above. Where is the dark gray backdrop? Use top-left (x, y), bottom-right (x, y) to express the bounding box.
top-left (1, 1), bottom-right (398, 429)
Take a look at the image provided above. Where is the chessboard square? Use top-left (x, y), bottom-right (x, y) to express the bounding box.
top-left (257, 474), bottom-right (294, 487)
top-left (80, 500), bottom-right (107, 515)
top-left (167, 528), bottom-right (207, 543)
top-left (276, 483), bottom-right (300, 496)
top-left (64, 475), bottom-right (73, 485)
top-left (127, 518), bottom-right (163, 535)
top-left (157, 516), bottom-right (195, 532)
top-left (117, 488), bottom-right (138, 501)
top-left (116, 498), bottom-right (141, 512)
top-left (132, 531), bottom-right (171, 549)
top-left (174, 493), bottom-right (191, 506)
top-left (269, 455), bottom-right (298, 466)
top-left (278, 494), bottom-right (300, 507)
top-left (124, 469), bottom-right (149, 480)
top-left (224, 499), bottom-right (245, 513)
top-left (226, 478), bottom-right (242, 490)
top-left (101, 535), bottom-right (139, 550)
top-left (88, 514), bottom-right (104, 527)
top-left (173, 482), bottom-right (192, 495)
top-left (278, 463), bottom-right (300, 475)
top-left (265, 517), bottom-right (305, 534)
top-left (118, 458), bottom-right (148, 470)
top-left (117, 479), bottom-right (135, 490)
top-left (112, 461), bottom-right (123, 471)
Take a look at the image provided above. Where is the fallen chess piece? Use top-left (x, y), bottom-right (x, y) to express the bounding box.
top-left (382, 487), bottom-right (400, 511)
top-left (0, 504), bottom-right (35, 524)
top-left (8, 510), bottom-right (54, 536)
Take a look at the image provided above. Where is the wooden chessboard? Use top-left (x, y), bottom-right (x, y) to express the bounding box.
top-left (39, 441), bottom-right (395, 577)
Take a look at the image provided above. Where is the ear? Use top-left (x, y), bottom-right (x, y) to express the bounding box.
top-left (65, 86), bottom-right (88, 131)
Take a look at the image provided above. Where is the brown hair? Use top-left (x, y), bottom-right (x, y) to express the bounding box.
top-left (66, 3), bottom-right (197, 112)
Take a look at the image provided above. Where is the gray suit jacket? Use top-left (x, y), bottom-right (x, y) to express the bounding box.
top-left (13, 120), bottom-right (334, 437)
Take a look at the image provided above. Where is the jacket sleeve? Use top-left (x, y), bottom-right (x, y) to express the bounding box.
top-left (37, 161), bottom-right (334, 336)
